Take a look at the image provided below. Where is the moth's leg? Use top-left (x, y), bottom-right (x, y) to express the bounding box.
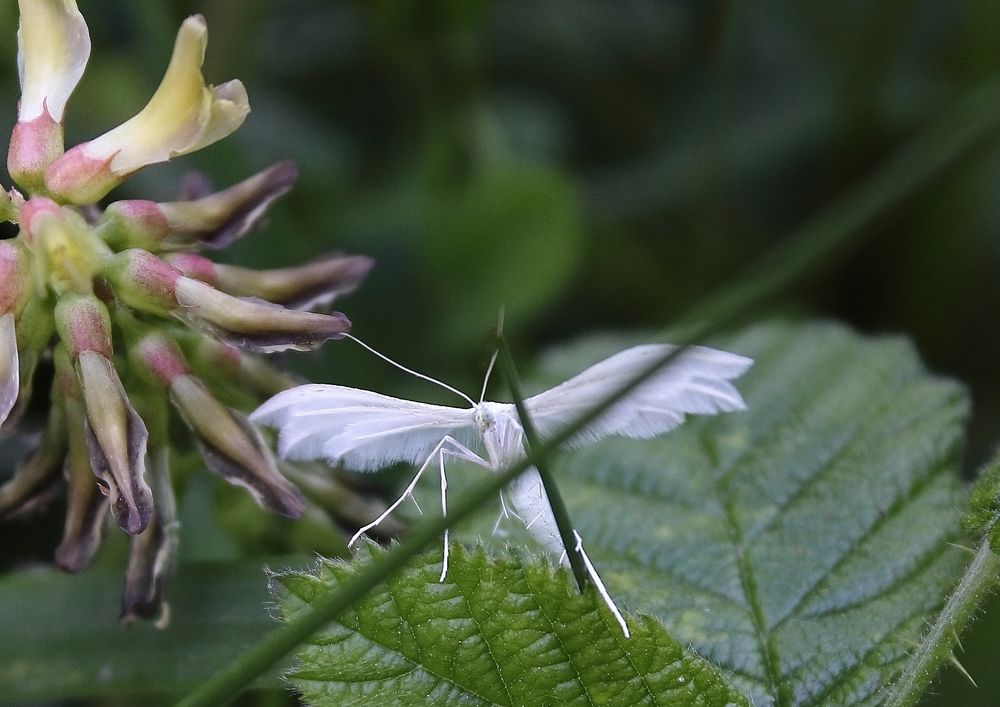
top-left (347, 438), bottom-right (451, 548)
top-left (573, 530), bottom-right (630, 638)
top-left (491, 490), bottom-right (523, 536)
top-left (434, 437), bottom-right (492, 581)
top-left (438, 448), bottom-right (450, 582)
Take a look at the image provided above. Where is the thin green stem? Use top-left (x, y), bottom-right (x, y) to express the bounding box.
top-left (883, 527), bottom-right (1000, 707)
top-left (497, 335), bottom-right (588, 592)
top-left (674, 76), bottom-right (1000, 338)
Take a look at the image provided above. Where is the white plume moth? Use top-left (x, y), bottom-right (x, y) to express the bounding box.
top-left (252, 335), bottom-right (752, 637)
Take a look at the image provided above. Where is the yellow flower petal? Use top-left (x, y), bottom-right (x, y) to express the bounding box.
top-left (82, 15), bottom-right (250, 175)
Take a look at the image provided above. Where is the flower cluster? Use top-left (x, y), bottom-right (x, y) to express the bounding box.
top-left (0, 1), bottom-right (374, 623)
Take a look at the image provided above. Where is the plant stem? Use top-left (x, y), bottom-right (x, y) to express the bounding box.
top-left (674, 76), bottom-right (1000, 338)
top-left (497, 335), bottom-right (589, 592)
top-left (883, 531), bottom-right (1000, 707)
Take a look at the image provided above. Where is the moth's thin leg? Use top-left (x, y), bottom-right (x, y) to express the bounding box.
top-left (433, 438), bottom-right (491, 581)
top-left (437, 436), bottom-right (491, 469)
top-left (348, 439), bottom-right (446, 547)
top-left (573, 530), bottom-right (630, 638)
top-left (438, 448), bottom-right (449, 582)
top-left (492, 490), bottom-right (522, 536)
top-left (524, 509), bottom-right (545, 530)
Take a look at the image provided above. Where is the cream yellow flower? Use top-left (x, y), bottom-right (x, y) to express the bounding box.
top-left (45, 15), bottom-right (250, 204)
top-left (7, 0), bottom-right (90, 191)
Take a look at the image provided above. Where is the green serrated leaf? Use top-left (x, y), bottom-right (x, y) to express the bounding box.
top-left (492, 321), bottom-right (969, 706)
top-left (276, 543), bottom-right (747, 707)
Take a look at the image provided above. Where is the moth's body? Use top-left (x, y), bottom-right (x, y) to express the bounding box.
top-left (253, 342), bottom-right (754, 637)
top-left (475, 402), bottom-right (562, 556)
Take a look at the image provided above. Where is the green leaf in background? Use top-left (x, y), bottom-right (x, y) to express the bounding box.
top-left (501, 321), bottom-right (969, 706)
top-left (0, 559), bottom-right (305, 703)
top-left (421, 164), bottom-right (582, 349)
top-left (276, 543), bottom-right (747, 706)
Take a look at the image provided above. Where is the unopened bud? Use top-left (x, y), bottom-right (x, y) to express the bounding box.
top-left (172, 375), bottom-right (305, 518)
top-left (160, 161), bottom-right (298, 249)
top-left (101, 249), bottom-right (182, 316)
top-left (55, 294), bottom-right (151, 534)
top-left (212, 254), bottom-right (374, 311)
top-left (121, 447), bottom-right (177, 626)
top-left (174, 277), bottom-right (352, 352)
top-left (97, 162), bottom-right (298, 251)
top-left (54, 292), bottom-right (112, 359)
top-left (54, 347), bottom-right (109, 572)
top-left (132, 332), bottom-right (305, 518)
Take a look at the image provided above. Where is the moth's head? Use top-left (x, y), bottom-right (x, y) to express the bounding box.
top-left (474, 404), bottom-right (496, 432)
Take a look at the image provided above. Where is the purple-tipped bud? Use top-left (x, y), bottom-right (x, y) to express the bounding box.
top-left (54, 347), bottom-right (109, 572)
top-left (55, 294), bottom-right (152, 534)
top-left (209, 253), bottom-right (374, 311)
top-left (121, 447), bottom-right (177, 626)
top-left (97, 162), bottom-right (298, 251)
top-left (133, 333), bottom-right (305, 518)
top-left (160, 160), bottom-right (298, 249)
top-left (174, 277), bottom-right (352, 352)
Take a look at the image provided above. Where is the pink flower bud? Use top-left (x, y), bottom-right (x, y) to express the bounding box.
top-left (174, 277), bottom-right (352, 352)
top-left (54, 346), bottom-right (109, 572)
top-left (158, 161), bottom-right (298, 249)
top-left (171, 375), bottom-right (306, 518)
top-left (55, 294), bottom-right (152, 534)
top-left (7, 110), bottom-right (63, 194)
top-left (213, 253), bottom-right (374, 311)
top-left (101, 249), bottom-right (183, 317)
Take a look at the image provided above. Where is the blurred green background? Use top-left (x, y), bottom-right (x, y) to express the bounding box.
top-left (2, 0), bottom-right (1000, 704)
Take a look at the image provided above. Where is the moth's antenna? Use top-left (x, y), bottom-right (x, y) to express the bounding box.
top-left (480, 306), bottom-right (505, 403)
top-left (479, 350), bottom-right (498, 404)
top-left (346, 334), bottom-right (476, 407)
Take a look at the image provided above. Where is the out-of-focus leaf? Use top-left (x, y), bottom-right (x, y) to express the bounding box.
top-left (0, 559), bottom-right (307, 702)
top-left (275, 543), bottom-right (747, 707)
top-left (421, 164), bottom-right (582, 348)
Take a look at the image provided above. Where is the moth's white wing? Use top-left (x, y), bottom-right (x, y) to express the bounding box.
top-left (523, 344), bottom-right (752, 447)
top-left (251, 385), bottom-right (479, 471)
